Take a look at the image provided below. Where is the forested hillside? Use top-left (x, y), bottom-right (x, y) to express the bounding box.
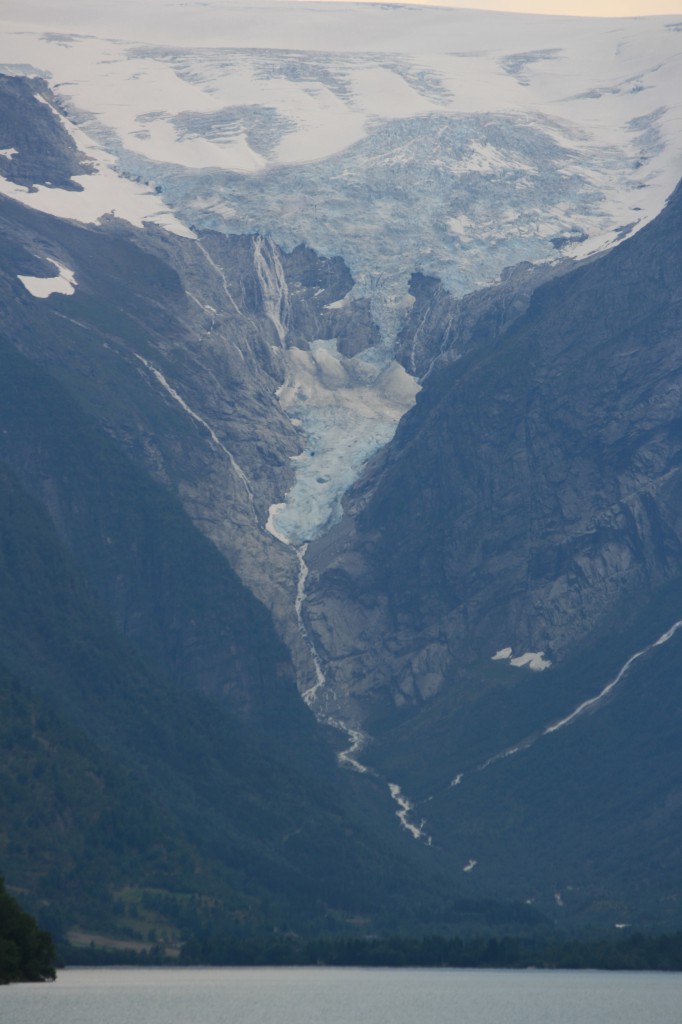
top-left (0, 877), bottom-right (56, 983)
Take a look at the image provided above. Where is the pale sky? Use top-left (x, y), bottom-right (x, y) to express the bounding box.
top-left (307, 0), bottom-right (682, 15)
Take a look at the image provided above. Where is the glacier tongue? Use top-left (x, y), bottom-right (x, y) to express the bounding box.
top-left (268, 339), bottom-right (419, 546)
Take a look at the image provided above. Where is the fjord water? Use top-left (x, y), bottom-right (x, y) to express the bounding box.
top-left (4, 967), bottom-right (682, 1023)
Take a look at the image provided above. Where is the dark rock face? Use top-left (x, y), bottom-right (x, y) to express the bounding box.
top-left (0, 161), bottom-right (380, 701)
top-left (0, 336), bottom-right (297, 721)
top-left (0, 75), bottom-right (93, 190)
top-left (306, 180), bottom-right (682, 717)
top-left (1, 197), bottom-right (318, 699)
top-left (395, 261), bottom-right (566, 377)
top-left (281, 243), bottom-right (364, 352)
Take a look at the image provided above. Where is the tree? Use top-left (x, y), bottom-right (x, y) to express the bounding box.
top-left (0, 876), bottom-right (57, 983)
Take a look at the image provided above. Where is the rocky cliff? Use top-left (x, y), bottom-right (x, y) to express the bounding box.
top-left (306, 179), bottom-right (682, 720)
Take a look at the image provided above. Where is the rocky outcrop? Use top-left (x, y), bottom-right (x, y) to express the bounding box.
top-left (281, 243), bottom-right (364, 351)
top-left (0, 76), bottom-right (93, 190)
top-left (305, 179), bottom-right (682, 722)
top-left (395, 260), bottom-right (568, 377)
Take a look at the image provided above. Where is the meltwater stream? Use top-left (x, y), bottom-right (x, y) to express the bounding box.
top-left (265, 529), bottom-right (429, 842)
top-left (447, 616), bottom-right (682, 791)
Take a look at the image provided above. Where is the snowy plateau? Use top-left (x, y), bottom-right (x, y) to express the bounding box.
top-left (1, 0), bottom-right (682, 552)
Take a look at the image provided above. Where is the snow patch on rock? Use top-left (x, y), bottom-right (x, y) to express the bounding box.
top-left (510, 651), bottom-right (552, 671)
top-left (492, 647), bottom-right (552, 670)
top-left (18, 257), bottom-right (76, 298)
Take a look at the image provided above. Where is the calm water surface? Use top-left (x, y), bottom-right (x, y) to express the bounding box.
top-left (3, 966), bottom-right (681, 1024)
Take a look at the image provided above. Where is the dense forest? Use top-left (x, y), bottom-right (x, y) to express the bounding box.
top-left (59, 929), bottom-right (682, 972)
top-left (177, 931), bottom-right (682, 971)
top-left (0, 876), bottom-right (56, 983)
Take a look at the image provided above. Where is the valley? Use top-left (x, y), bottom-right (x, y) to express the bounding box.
top-left (1, 0), bottom-right (682, 945)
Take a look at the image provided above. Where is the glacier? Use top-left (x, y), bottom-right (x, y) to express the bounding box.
top-left (1, 1), bottom-right (681, 547)
top-left (269, 339), bottom-right (419, 544)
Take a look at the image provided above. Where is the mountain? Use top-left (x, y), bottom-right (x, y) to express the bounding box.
top-left (306, 177), bottom-right (682, 927)
top-left (1, 1), bottom-right (682, 938)
top-left (0, 70), bottom-right (541, 947)
top-left (0, 349), bottom-right (438, 943)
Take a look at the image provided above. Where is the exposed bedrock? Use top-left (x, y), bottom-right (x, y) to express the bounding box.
top-left (304, 180), bottom-right (682, 724)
